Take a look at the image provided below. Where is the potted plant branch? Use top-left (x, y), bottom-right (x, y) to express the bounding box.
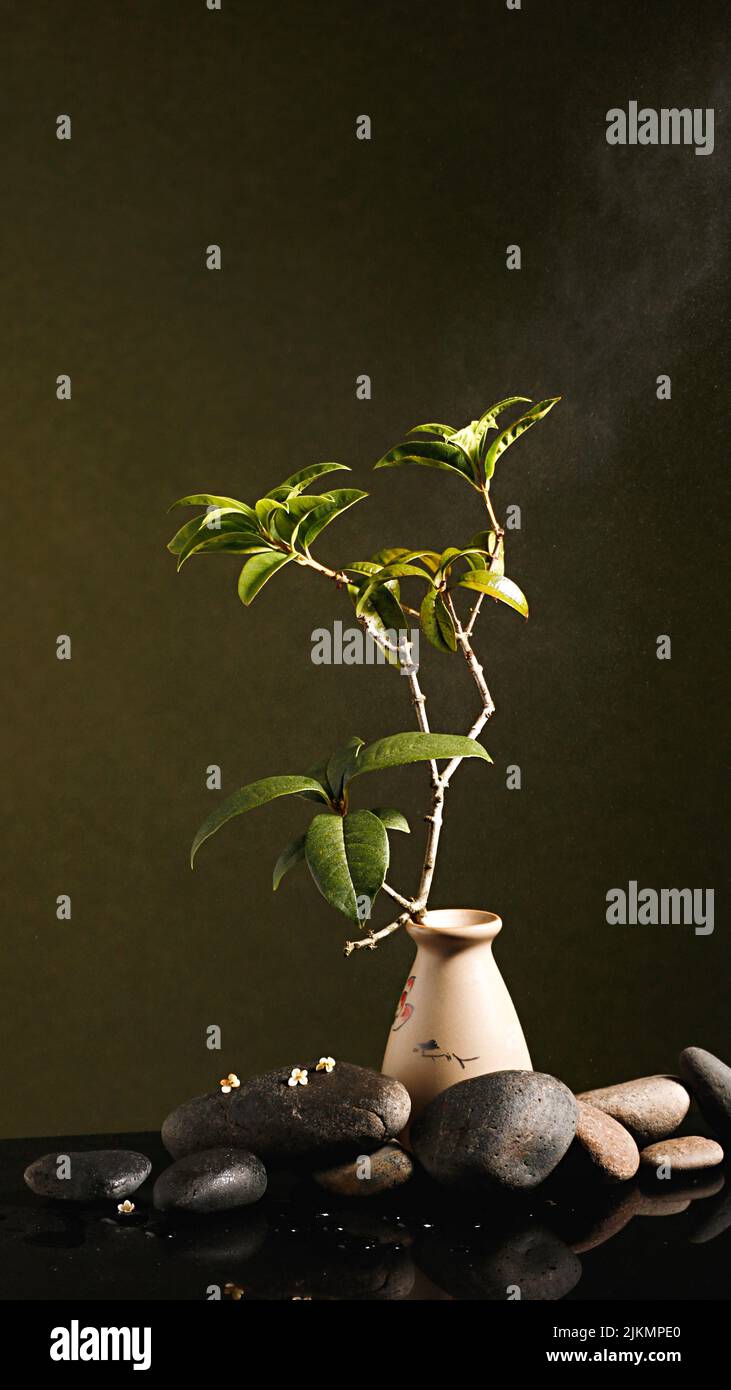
top-left (168, 394), bottom-right (560, 1117)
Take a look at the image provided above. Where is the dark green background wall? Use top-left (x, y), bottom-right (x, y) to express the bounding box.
top-left (2, 0), bottom-right (728, 1137)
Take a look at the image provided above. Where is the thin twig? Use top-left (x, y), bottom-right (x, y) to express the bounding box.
top-left (440, 592), bottom-right (495, 786)
top-left (465, 592), bottom-right (484, 637)
top-left (411, 592), bottom-right (496, 911)
top-left (483, 485), bottom-right (501, 533)
top-left (382, 882), bottom-right (415, 910)
top-left (343, 911), bottom-right (411, 956)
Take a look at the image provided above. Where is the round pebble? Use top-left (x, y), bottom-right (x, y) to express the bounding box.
top-left (574, 1102), bottom-right (640, 1182)
top-left (411, 1070), bottom-right (577, 1192)
top-left (23, 1150), bottom-right (151, 1203)
top-left (577, 1075), bottom-right (690, 1146)
top-left (639, 1135), bottom-right (724, 1173)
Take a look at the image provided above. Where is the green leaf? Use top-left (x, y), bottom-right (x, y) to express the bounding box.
top-left (369, 582), bottom-right (409, 635)
top-left (370, 547), bottom-right (441, 572)
top-left (437, 546), bottom-right (496, 579)
top-left (348, 731), bottom-right (492, 782)
top-left (346, 560), bottom-right (383, 576)
top-left (368, 562), bottom-right (432, 581)
top-left (435, 547), bottom-right (462, 575)
top-left (255, 497), bottom-right (287, 532)
top-left (406, 422), bottom-right (457, 439)
top-left (346, 584), bottom-right (402, 667)
top-left (353, 578), bottom-right (408, 645)
top-left (457, 571), bottom-right (529, 618)
top-left (298, 758), bottom-right (335, 804)
top-left (264, 462), bottom-right (350, 499)
top-left (305, 810), bottom-right (389, 923)
top-left (168, 514), bottom-right (226, 556)
top-left (477, 396), bottom-right (532, 430)
top-left (413, 551), bottom-right (442, 574)
top-left (374, 440), bottom-right (476, 484)
top-left (299, 489), bottom-right (368, 550)
top-left (326, 737), bottom-right (365, 802)
top-left (178, 533), bottom-right (272, 568)
top-left (190, 775), bottom-right (328, 866)
top-left (168, 494), bottom-right (259, 526)
top-left (268, 510), bottom-right (296, 545)
top-left (483, 397), bottom-right (561, 479)
top-left (420, 588), bottom-right (457, 653)
top-left (371, 807), bottom-right (410, 833)
top-left (354, 573), bottom-right (398, 618)
top-left (272, 833), bottom-right (307, 890)
top-left (447, 419), bottom-right (492, 468)
top-left (269, 495), bottom-right (324, 546)
top-left (370, 547), bottom-right (412, 565)
top-left (237, 552), bottom-right (293, 604)
top-left (469, 530), bottom-right (499, 553)
top-left (467, 531), bottom-right (504, 576)
top-left (174, 511), bottom-right (267, 568)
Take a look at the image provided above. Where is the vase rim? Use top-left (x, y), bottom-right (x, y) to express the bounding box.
top-left (407, 907), bottom-right (502, 942)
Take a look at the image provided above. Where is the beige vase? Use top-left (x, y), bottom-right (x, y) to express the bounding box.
top-left (381, 908), bottom-right (532, 1135)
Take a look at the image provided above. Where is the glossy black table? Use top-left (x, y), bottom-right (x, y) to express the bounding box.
top-left (1, 1131), bottom-right (729, 1302)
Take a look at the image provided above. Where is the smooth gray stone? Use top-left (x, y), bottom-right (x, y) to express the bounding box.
top-left (153, 1148), bottom-right (267, 1214)
top-left (412, 1070), bottom-right (577, 1191)
top-left (23, 1150), bottom-right (151, 1202)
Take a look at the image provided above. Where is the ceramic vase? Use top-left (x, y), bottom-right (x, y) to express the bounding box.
top-left (381, 908), bottom-right (532, 1133)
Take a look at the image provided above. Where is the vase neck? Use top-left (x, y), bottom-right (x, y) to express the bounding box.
top-left (406, 908), bottom-right (502, 952)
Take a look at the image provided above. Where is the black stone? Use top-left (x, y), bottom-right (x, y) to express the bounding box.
top-left (679, 1046), bottom-right (731, 1144)
top-left (153, 1148), bottom-right (267, 1214)
top-left (411, 1070), bottom-right (577, 1191)
top-left (23, 1150), bottom-right (151, 1203)
top-left (162, 1062), bottom-right (411, 1165)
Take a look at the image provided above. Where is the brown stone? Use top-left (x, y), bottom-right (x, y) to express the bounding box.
top-left (313, 1143), bottom-right (414, 1198)
top-left (639, 1136), bottom-right (724, 1173)
top-left (577, 1075), bottom-right (689, 1146)
top-left (574, 1102), bottom-right (640, 1182)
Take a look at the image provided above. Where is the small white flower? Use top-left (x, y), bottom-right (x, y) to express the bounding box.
top-left (288, 1067), bottom-right (308, 1087)
top-left (117, 1199), bottom-right (135, 1215)
top-left (316, 1056), bottom-right (336, 1073)
top-left (220, 1072), bottom-right (240, 1094)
